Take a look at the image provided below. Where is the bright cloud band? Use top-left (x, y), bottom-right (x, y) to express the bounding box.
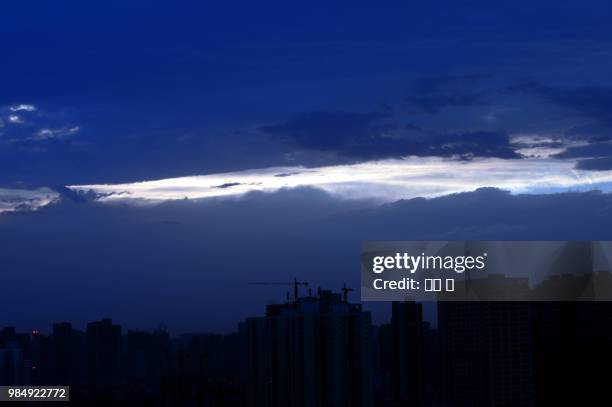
top-left (67, 156), bottom-right (612, 204)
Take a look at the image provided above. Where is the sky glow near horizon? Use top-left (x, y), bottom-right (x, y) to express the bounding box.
top-left (64, 156), bottom-right (612, 205)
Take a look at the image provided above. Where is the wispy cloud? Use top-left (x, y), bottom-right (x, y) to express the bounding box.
top-left (68, 156), bottom-right (612, 204)
top-left (1, 104), bottom-right (80, 144)
top-left (35, 126), bottom-right (80, 140)
top-left (510, 133), bottom-right (589, 159)
top-left (0, 187), bottom-right (60, 213)
top-left (8, 115), bottom-right (24, 124)
top-left (9, 104), bottom-right (37, 112)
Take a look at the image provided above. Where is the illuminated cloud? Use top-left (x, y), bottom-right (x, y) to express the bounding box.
top-left (68, 156), bottom-right (612, 204)
top-left (35, 126), bottom-right (80, 140)
top-left (9, 104), bottom-right (36, 112)
top-left (510, 134), bottom-right (589, 159)
top-left (8, 115), bottom-right (23, 124)
top-left (0, 104), bottom-right (80, 144)
top-left (0, 187), bottom-right (60, 213)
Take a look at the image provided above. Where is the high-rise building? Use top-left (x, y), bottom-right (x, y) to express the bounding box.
top-left (438, 301), bottom-right (533, 407)
top-left (87, 318), bottom-right (122, 391)
top-left (0, 327), bottom-right (27, 386)
top-left (240, 289), bottom-right (373, 407)
top-left (379, 301), bottom-right (425, 406)
top-left (0, 347), bottom-right (23, 385)
top-left (532, 302), bottom-right (612, 405)
top-left (51, 323), bottom-right (86, 387)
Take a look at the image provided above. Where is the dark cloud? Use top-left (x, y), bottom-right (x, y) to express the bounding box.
top-left (53, 186), bottom-right (92, 203)
top-left (331, 187), bottom-right (612, 240)
top-left (430, 131), bottom-right (519, 159)
top-left (554, 141), bottom-right (612, 171)
top-left (260, 111), bottom-right (392, 153)
top-left (576, 157), bottom-right (612, 171)
top-left (501, 82), bottom-right (612, 170)
top-left (506, 82), bottom-right (612, 126)
top-left (405, 93), bottom-right (486, 114)
top-left (565, 123), bottom-right (612, 141)
top-left (405, 74), bottom-right (490, 113)
top-left (274, 172), bottom-right (302, 178)
top-left (0, 187), bottom-right (374, 332)
top-left (408, 74), bottom-right (491, 95)
top-left (545, 86), bottom-right (612, 126)
top-left (555, 142), bottom-right (612, 159)
top-left (215, 182), bottom-right (242, 189)
top-left (3, 187), bottom-right (612, 332)
top-left (260, 111), bottom-right (518, 159)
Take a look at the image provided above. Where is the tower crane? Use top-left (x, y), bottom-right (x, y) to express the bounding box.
top-left (248, 277), bottom-right (309, 301)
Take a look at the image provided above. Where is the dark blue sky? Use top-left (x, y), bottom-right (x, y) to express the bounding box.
top-left (2, 1), bottom-right (612, 186)
top-left (2, 1), bottom-right (612, 332)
